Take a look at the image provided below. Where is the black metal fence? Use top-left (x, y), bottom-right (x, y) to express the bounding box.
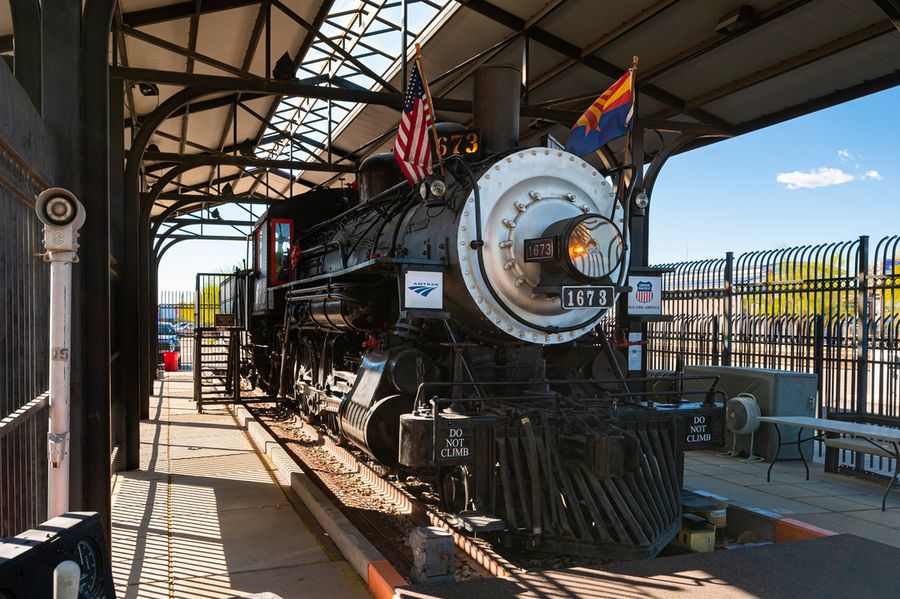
top-left (196, 272), bottom-right (232, 327)
top-left (157, 273), bottom-right (233, 374)
top-left (0, 65), bottom-right (53, 535)
top-left (648, 235), bottom-right (900, 475)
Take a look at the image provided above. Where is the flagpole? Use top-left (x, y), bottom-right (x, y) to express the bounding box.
top-left (415, 43), bottom-right (446, 179)
top-left (620, 55), bottom-right (639, 205)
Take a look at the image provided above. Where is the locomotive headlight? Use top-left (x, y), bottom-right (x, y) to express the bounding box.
top-left (419, 178), bottom-right (446, 203)
top-left (429, 179), bottom-right (447, 198)
top-left (563, 214), bottom-right (624, 280)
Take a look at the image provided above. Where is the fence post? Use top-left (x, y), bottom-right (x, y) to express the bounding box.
top-left (856, 236), bottom-right (870, 417)
top-left (723, 251), bottom-right (734, 367)
top-left (711, 318), bottom-right (719, 366)
top-left (855, 236), bottom-right (870, 472)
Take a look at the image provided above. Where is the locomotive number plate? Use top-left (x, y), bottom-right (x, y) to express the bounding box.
top-left (436, 129), bottom-right (480, 159)
top-left (524, 236), bottom-right (557, 262)
top-left (561, 286), bottom-right (614, 310)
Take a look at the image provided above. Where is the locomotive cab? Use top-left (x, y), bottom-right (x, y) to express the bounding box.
top-left (248, 187), bottom-right (356, 315)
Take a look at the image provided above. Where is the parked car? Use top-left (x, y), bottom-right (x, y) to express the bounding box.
top-left (174, 321), bottom-right (195, 334)
top-left (157, 322), bottom-right (181, 353)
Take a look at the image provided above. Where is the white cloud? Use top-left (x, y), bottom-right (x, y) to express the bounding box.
top-left (863, 170), bottom-right (883, 181)
top-left (838, 149), bottom-right (856, 162)
top-left (775, 167), bottom-right (855, 190)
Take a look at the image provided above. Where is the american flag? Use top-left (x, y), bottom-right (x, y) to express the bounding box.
top-left (393, 63), bottom-right (433, 184)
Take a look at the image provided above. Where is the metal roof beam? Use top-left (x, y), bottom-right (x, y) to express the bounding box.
top-left (640, 0), bottom-right (813, 86)
top-left (870, 0), bottom-right (900, 32)
top-left (735, 69), bottom-right (900, 134)
top-left (110, 66), bottom-right (575, 120)
top-left (143, 151), bottom-right (356, 172)
top-left (122, 0), bottom-right (264, 27)
top-left (271, 0), bottom-right (399, 93)
top-left (243, 0), bottom-right (337, 184)
top-left (204, 4), bottom-right (268, 193)
top-left (125, 92), bottom-right (268, 129)
top-left (176, 5), bottom-right (203, 191)
top-left (456, 0), bottom-right (734, 131)
top-left (120, 24), bottom-right (261, 80)
top-left (527, 0), bottom-right (678, 91)
top-left (149, 192), bottom-right (276, 205)
top-left (164, 234), bottom-right (248, 242)
top-left (657, 21), bottom-right (896, 117)
top-left (159, 218), bottom-right (255, 228)
top-left (238, 99), bottom-right (355, 156)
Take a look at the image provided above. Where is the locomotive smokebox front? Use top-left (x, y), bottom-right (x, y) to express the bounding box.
top-left (445, 150), bottom-right (627, 345)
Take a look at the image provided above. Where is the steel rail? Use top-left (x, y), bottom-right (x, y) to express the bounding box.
top-left (245, 401), bottom-right (516, 578)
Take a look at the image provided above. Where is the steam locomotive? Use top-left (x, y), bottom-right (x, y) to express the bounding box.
top-left (221, 64), bottom-right (724, 560)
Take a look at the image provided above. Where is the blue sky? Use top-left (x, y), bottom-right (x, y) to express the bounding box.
top-left (158, 85), bottom-right (900, 292)
top-left (649, 86), bottom-right (900, 264)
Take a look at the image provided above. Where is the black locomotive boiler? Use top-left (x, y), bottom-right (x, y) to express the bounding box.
top-left (221, 64), bottom-right (725, 560)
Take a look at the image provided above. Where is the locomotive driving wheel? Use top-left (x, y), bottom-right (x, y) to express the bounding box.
top-left (438, 465), bottom-right (471, 514)
top-left (292, 343), bottom-right (319, 423)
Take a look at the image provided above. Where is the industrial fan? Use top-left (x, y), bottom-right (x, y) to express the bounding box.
top-left (720, 393), bottom-right (764, 462)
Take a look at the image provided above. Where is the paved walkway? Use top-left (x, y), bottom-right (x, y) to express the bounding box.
top-left (685, 450), bottom-right (900, 547)
top-left (111, 373), bottom-right (371, 599)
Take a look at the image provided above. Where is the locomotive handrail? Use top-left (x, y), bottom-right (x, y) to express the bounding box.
top-left (413, 375), bottom-right (725, 410)
top-left (269, 257), bottom-right (446, 290)
top-left (421, 381), bottom-right (727, 464)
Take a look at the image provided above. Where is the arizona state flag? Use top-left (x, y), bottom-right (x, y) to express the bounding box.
top-left (565, 70), bottom-right (634, 157)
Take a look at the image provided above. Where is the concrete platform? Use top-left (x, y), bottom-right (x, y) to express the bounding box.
top-left (684, 450), bottom-right (900, 547)
top-left (111, 373), bottom-right (371, 599)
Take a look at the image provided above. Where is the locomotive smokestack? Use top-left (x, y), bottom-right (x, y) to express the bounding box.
top-left (473, 64), bottom-right (521, 154)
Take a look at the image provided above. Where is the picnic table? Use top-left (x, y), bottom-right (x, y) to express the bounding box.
top-left (758, 416), bottom-right (900, 511)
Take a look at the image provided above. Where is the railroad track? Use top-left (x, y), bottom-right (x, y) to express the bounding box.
top-left (244, 401), bottom-right (516, 581)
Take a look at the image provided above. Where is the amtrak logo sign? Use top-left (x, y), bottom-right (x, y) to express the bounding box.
top-left (409, 284), bottom-right (438, 297)
top-left (404, 271), bottom-right (443, 309)
top-left (628, 275), bottom-right (662, 315)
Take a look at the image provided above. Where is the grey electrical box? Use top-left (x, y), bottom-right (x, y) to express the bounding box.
top-left (683, 366), bottom-right (817, 462)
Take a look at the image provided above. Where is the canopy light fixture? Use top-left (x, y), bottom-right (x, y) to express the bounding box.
top-left (272, 52), bottom-right (297, 81)
top-left (137, 81), bottom-right (159, 97)
top-left (635, 188), bottom-right (649, 210)
top-left (715, 5), bottom-right (756, 35)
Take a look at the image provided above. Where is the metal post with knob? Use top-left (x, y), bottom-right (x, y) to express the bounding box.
top-left (36, 188), bottom-right (86, 519)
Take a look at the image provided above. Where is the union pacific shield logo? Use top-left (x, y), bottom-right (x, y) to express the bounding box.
top-left (635, 281), bottom-right (653, 303)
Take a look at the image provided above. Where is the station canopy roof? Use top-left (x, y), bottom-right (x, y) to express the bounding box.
top-left (3, 1), bottom-right (900, 218)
